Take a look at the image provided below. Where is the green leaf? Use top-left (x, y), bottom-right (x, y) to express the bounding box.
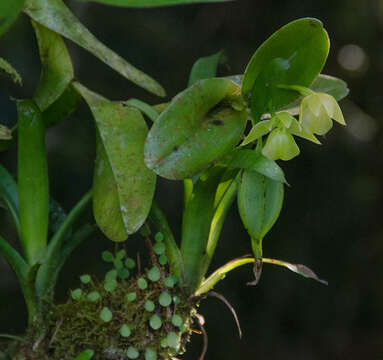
top-left (145, 78), bottom-right (247, 180)
top-left (0, 0), bottom-right (25, 38)
top-left (24, 0), bottom-right (165, 97)
top-left (181, 167), bottom-right (224, 291)
top-left (0, 57), bottom-right (22, 85)
top-left (32, 21), bottom-right (74, 111)
top-left (100, 307), bottom-right (113, 322)
top-left (17, 99), bottom-right (49, 265)
top-left (73, 82), bottom-right (156, 240)
top-left (223, 149), bottom-right (287, 183)
top-left (41, 83), bottom-right (81, 128)
top-left (188, 50), bottom-right (225, 87)
top-left (72, 0), bottom-right (232, 7)
top-left (242, 18), bottom-right (329, 120)
top-left (0, 164), bottom-right (20, 234)
top-left (74, 349), bottom-right (94, 360)
top-left (238, 169), bottom-right (284, 259)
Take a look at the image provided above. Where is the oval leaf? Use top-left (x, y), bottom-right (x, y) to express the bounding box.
top-left (0, 0), bottom-right (25, 38)
top-left (242, 18), bottom-right (329, 119)
top-left (74, 349), bottom-right (94, 360)
top-left (74, 83), bottom-right (156, 240)
top-left (238, 169), bottom-right (284, 259)
top-left (24, 0), bottom-right (165, 97)
top-left (32, 21), bottom-right (74, 111)
top-left (144, 78), bottom-right (247, 180)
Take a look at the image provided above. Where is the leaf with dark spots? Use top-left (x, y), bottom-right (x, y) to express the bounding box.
top-left (145, 78), bottom-right (247, 180)
top-left (73, 82), bottom-right (156, 240)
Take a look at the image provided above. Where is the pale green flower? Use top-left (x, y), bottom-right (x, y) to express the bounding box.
top-left (299, 92), bottom-right (345, 135)
top-left (262, 127), bottom-right (300, 161)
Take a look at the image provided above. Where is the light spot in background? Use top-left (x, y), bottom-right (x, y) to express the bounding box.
top-left (337, 44), bottom-right (368, 72)
top-left (344, 101), bottom-right (378, 142)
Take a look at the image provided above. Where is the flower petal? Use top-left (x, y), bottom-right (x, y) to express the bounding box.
top-left (289, 118), bottom-right (321, 144)
top-left (300, 97), bottom-right (333, 135)
top-left (241, 119), bottom-right (274, 146)
top-left (318, 93), bottom-right (346, 125)
top-left (262, 128), bottom-right (300, 161)
top-left (275, 111), bottom-right (294, 128)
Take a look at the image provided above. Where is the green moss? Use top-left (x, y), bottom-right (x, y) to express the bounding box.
top-left (46, 267), bottom-right (197, 360)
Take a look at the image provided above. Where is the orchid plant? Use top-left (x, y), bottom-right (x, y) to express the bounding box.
top-left (0, 1), bottom-right (348, 359)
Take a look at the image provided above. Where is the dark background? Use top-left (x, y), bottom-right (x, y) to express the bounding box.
top-left (1, 0), bottom-right (383, 359)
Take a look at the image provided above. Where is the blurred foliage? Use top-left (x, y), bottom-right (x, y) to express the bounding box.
top-left (1, 0), bottom-right (383, 359)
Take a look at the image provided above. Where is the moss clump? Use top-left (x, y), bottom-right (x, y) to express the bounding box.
top-left (46, 247), bottom-right (197, 360)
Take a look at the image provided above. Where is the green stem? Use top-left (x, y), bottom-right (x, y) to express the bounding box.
top-left (0, 235), bottom-right (38, 324)
top-left (148, 200), bottom-right (184, 282)
top-left (35, 190), bottom-right (92, 298)
top-left (200, 172), bottom-right (240, 278)
top-left (17, 99), bottom-right (49, 265)
top-left (183, 179), bottom-right (193, 209)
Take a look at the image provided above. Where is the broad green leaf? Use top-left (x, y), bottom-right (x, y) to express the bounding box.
top-left (0, 57), bottom-right (22, 85)
top-left (73, 0), bottom-right (232, 7)
top-left (42, 83), bottom-right (81, 128)
top-left (144, 78), bottom-right (247, 180)
top-left (0, 164), bottom-right (20, 234)
top-left (73, 82), bottom-right (156, 239)
top-left (32, 21), bottom-right (74, 111)
top-left (188, 51), bottom-right (225, 87)
top-left (17, 99), bottom-right (49, 265)
top-left (223, 149), bottom-right (287, 183)
top-left (238, 169), bottom-right (283, 259)
top-left (181, 167), bottom-right (224, 291)
top-left (74, 349), bottom-right (94, 360)
top-left (0, 0), bottom-right (25, 38)
top-left (242, 18), bottom-right (329, 119)
top-left (24, 0), bottom-right (165, 97)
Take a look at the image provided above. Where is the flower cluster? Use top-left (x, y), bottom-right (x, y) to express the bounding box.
top-left (242, 89), bottom-right (346, 161)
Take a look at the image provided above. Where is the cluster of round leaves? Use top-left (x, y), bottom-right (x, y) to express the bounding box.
top-left (56, 233), bottom-right (194, 360)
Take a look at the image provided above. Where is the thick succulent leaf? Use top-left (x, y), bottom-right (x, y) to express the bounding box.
top-left (0, 0), bottom-right (25, 38)
top-left (222, 149), bottom-right (287, 183)
top-left (238, 169), bottom-right (284, 259)
top-left (42, 83), bottom-right (81, 128)
top-left (0, 164), bottom-right (20, 233)
top-left (73, 0), bottom-right (232, 7)
top-left (181, 167), bottom-right (225, 292)
top-left (0, 57), bottom-right (22, 85)
top-left (17, 99), bottom-right (49, 265)
top-left (32, 21), bottom-right (74, 111)
top-left (242, 18), bottom-right (329, 120)
top-left (188, 50), bottom-right (225, 87)
top-left (145, 78), bottom-right (247, 180)
top-left (73, 82), bottom-right (156, 239)
top-left (24, 0), bottom-right (165, 97)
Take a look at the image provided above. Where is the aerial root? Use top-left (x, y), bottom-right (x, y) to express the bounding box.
top-left (206, 291), bottom-right (242, 339)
